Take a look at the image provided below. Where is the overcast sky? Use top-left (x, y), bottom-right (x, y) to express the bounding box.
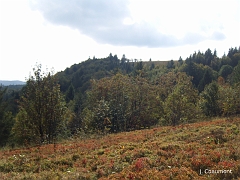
top-left (0, 0), bottom-right (240, 81)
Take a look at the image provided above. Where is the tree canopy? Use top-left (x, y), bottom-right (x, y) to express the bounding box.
top-left (12, 64), bottom-right (73, 145)
top-left (1, 47), bottom-right (240, 147)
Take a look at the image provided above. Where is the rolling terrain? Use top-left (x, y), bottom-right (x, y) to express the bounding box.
top-left (0, 117), bottom-right (240, 179)
top-left (0, 81), bottom-right (25, 86)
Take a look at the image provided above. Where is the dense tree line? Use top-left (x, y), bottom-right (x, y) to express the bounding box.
top-left (14, 65), bottom-right (72, 145)
top-left (0, 47), bottom-right (240, 147)
top-left (0, 87), bottom-right (14, 146)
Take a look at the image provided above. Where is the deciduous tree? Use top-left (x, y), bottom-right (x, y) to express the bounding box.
top-left (199, 82), bottom-right (220, 116)
top-left (161, 72), bottom-right (201, 126)
top-left (12, 64), bottom-right (72, 145)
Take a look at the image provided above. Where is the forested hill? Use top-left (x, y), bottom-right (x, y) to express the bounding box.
top-left (56, 53), bottom-right (145, 104)
top-left (57, 54), bottom-right (121, 94)
top-left (1, 46), bottom-right (240, 147)
top-left (56, 47), bottom-right (240, 107)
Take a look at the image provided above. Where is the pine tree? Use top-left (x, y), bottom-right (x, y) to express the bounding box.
top-left (178, 56), bottom-right (183, 66)
top-left (198, 69), bottom-right (213, 92)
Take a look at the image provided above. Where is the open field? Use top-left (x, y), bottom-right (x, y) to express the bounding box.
top-left (0, 117), bottom-right (240, 179)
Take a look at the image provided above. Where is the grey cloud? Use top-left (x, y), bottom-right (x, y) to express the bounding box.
top-left (210, 31), bottom-right (226, 41)
top-left (93, 22), bottom-right (180, 47)
top-left (30, 0), bottom-right (127, 30)
top-left (30, 0), bottom-right (220, 47)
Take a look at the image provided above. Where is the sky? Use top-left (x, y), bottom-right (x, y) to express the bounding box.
top-left (0, 0), bottom-right (240, 81)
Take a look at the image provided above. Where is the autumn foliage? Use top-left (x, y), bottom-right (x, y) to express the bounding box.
top-left (0, 117), bottom-right (240, 179)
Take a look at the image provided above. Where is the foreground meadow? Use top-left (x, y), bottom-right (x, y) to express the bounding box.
top-left (0, 118), bottom-right (240, 179)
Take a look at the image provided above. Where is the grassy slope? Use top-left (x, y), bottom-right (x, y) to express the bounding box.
top-left (0, 118), bottom-right (240, 180)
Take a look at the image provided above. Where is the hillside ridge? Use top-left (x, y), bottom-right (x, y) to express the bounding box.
top-left (1, 117), bottom-right (239, 179)
top-left (0, 80), bottom-right (26, 86)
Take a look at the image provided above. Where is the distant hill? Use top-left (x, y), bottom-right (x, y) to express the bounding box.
top-left (55, 55), bottom-right (175, 102)
top-left (0, 80), bottom-right (26, 86)
top-left (56, 55), bottom-right (130, 94)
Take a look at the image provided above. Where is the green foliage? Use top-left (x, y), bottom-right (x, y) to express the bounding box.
top-left (198, 68), bottom-right (213, 92)
top-left (85, 72), bottom-right (204, 129)
top-left (210, 57), bottom-right (222, 71)
top-left (181, 61), bottom-right (217, 91)
top-left (65, 83), bottom-right (75, 103)
top-left (221, 54), bottom-right (232, 66)
top-left (0, 111), bottom-right (14, 146)
top-left (204, 48), bottom-right (214, 66)
top-left (84, 73), bottom-right (161, 132)
top-left (218, 84), bottom-right (240, 116)
top-left (2, 47), bottom-right (240, 147)
top-left (57, 54), bottom-right (123, 95)
top-left (227, 47), bottom-right (240, 66)
top-left (0, 85), bottom-right (22, 116)
top-left (0, 87), bottom-right (14, 146)
top-left (219, 65), bottom-right (233, 79)
top-left (231, 61), bottom-right (240, 84)
top-left (178, 56), bottom-right (183, 66)
top-left (166, 60), bottom-right (175, 69)
top-left (13, 110), bottom-right (34, 145)
top-left (161, 72), bottom-right (201, 126)
top-left (199, 82), bottom-right (220, 116)
top-left (231, 52), bottom-right (240, 66)
top-left (133, 61), bottom-right (143, 76)
top-left (92, 99), bottom-right (112, 132)
top-left (12, 64), bottom-right (72, 145)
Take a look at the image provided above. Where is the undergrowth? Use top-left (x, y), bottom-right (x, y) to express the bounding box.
top-left (0, 117), bottom-right (240, 179)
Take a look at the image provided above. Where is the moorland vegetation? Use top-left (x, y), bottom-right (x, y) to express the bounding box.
top-left (0, 47), bottom-right (240, 179)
